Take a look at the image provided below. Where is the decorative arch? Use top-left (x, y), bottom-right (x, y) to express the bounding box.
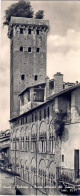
top-left (31, 157), bottom-right (36, 172)
top-left (16, 129), bottom-right (19, 137)
top-left (48, 121), bottom-right (55, 154)
top-left (48, 161), bottom-right (56, 187)
top-left (39, 122), bottom-right (47, 153)
top-left (25, 160), bottom-right (29, 182)
top-left (20, 126), bottom-right (24, 134)
top-left (25, 126), bottom-right (28, 135)
top-left (31, 123), bottom-right (37, 134)
top-left (31, 124), bottom-right (37, 152)
top-left (49, 120), bottom-right (55, 134)
top-left (39, 121), bottom-right (47, 133)
top-left (49, 161), bottom-right (55, 172)
top-left (31, 157), bottom-right (36, 185)
top-left (38, 159), bottom-right (47, 188)
top-left (20, 159), bottom-right (24, 180)
top-left (24, 126), bottom-right (29, 152)
top-left (38, 159), bottom-right (46, 170)
top-left (20, 127), bottom-right (25, 151)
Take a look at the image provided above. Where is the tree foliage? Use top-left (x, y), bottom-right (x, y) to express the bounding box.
top-left (35, 10), bottom-right (44, 19)
top-left (53, 110), bottom-right (67, 139)
top-left (3, 0), bottom-right (44, 26)
top-left (3, 0), bottom-right (34, 26)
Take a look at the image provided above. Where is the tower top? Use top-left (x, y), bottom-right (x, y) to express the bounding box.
top-left (10, 16), bottom-right (49, 27)
top-left (8, 16), bottom-right (49, 39)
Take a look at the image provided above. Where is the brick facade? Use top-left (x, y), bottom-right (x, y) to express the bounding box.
top-left (9, 16), bottom-right (80, 195)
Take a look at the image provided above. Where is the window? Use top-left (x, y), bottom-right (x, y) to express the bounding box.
top-left (21, 74), bottom-right (25, 80)
top-left (20, 28), bottom-right (23, 34)
top-left (35, 112), bottom-right (37, 122)
top-left (49, 134), bottom-right (55, 154)
top-left (31, 167), bottom-right (36, 185)
top-left (36, 48), bottom-right (40, 53)
top-left (47, 107), bottom-right (50, 118)
top-left (21, 165), bottom-right (24, 179)
top-left (39, 132), bottom-right (47, 153)
top-left (22, 118), bottom-right (24, 125)
top-left (20, 46), bottom-right (23, 52)
top-left (48, 172), bottom-right (55, 187)
top-left (33, 89), bottom-right (44, 102)
top-left (44, 108), bottom-right (46, 119)
top-left (26, 136), bottom-right (29, 151)
top-left (16, 138), bottom-right (19, 150)
top-left (34, 75), bottom-right (37, 81)
top-left (28, 29), bottom-right (31, 34)
top-left (17, 119), bottom-right (19, 125)
top-left (28, 47), bottom-right (31, 52)
top-left (62, 155), bottom-right (64, 162)
top-left (36, 29), bottom-right (39, 35)
top-left (31, 141), bottom-right (36, 152)
top-left (39, 110), bottom-right (41, 121)
top-left (32, 114), bottom-right (34, 122)
top-left (21, 137), bottom-right (24, 150)
top-left (38, 169), bottom-right (46, 188)
top-left (21, 117), bottom-right (24, 125)
top-left (21, 118), bottom-right (22, 125)
top-left (26, 167), bottom-right (29, 182)
top-left (31, 134), bottom-right (37, 152)
top-left (26, 116), bottom-right (27, 124)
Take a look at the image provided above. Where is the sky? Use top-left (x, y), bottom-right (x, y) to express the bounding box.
top-left (1, 0), bottom-right (80, 131)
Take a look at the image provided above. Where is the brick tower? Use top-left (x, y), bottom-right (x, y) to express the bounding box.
top-left (9, 17), bottom-right (49, 119)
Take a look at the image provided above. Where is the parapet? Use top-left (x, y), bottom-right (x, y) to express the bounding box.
top-left (10, 16), bottom-right (49, 27)
top-left (8, 16), bottom-right (49, 38)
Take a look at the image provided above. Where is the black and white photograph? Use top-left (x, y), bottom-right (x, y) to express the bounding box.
top-left (0, 0), bottom-right (80, 195)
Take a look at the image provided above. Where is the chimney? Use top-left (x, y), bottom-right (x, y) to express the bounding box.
top-left (45, 76), bottom-right (49, 99)
top-left (76, 81), bottom-right (78, 84)
top-left (54, 72), bottom-right (63, 94)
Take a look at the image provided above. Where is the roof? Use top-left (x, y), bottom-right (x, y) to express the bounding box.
top-left (48, 83), bottom-right (80, 100)
top-left (0, 144), bottom-right (10, 150)
top-left (19, 78), bottom-right (55, 96)
top-left (19, 82), bottom-right (46, 96)
top-left (9, 83), bottom-right (80, 122)
top-left (10, 17), bottom-right (49, 27)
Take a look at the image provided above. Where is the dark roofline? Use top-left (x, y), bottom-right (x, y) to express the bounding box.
top-left (48, 83), bottom-right (80, 100)
top-left (19, 78), bottom-right (55, 96)
top-left (9, 101), bottom-right (49, 122)
top-left (9, 83), bottom-right (80, 122)
top-left (19, 82), bottom-right (46, 96)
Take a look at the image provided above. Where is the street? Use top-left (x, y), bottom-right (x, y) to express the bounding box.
top-left (0, 171), bottom-right (16, 195)
top-left (0, 170), bottom-right (80, 195)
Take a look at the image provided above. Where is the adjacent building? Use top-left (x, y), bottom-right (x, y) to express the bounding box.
top-left (0, 130), bottom-right (10, 167)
